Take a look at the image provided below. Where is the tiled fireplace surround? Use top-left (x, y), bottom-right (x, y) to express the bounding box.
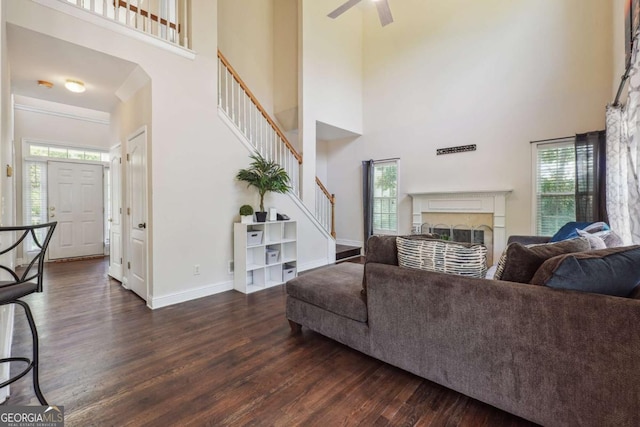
top-left (409, 191), bottom-right (512, 265)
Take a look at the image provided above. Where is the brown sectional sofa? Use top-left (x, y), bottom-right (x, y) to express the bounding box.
top-left (285, 235), bottom-right (640, 427)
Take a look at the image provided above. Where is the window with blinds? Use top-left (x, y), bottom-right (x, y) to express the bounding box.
top-left (373, 160), bottom-right (399, 234)
top-left (23, 161), bottom-right (48, 251)
top-left (535, 141), bottom-right (576, 236)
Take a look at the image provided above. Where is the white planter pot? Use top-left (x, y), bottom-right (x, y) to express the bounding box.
top-left (241, 215), bottom-right (254, 224)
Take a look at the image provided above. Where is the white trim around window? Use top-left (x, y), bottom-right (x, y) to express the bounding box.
top-left (372, 159), bottom-right (400, 235)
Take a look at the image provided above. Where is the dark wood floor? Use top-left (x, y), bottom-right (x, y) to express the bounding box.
top-left (6, 258), bottom-right (537, 426)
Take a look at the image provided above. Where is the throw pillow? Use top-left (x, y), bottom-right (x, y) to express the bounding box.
top-left (549, 222), bottom-right (597, 242)
top-left (529, 246), bottom-right (640, 297)
top-left (396, 237), bottom-right (487, 278)
top-left (498, 237), bottom-right (590, 284)
top-left (362, 234), bottom-right (438, 294)
top-left (596, 230), bottom-right (625, 248)
top-left (576, 229), bottom-right (607, 250)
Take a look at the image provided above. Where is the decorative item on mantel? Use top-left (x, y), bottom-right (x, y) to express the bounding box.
top-left (236, 153), bottom-right (291, 222)
top-left (239, 205), bottom-right (254, 224)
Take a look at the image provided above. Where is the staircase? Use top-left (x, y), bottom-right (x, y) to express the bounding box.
top-left (217, 50), bottom-right (336, 240)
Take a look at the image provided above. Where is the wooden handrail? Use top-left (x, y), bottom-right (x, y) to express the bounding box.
top-left (218, 50), bottom-right (303, 165)
top-left (116, 0), bottom-right (180, 31)
top-left (316, 177), bottom-right (336, 238)
top-left (315, 177), bottom-right (335, 204)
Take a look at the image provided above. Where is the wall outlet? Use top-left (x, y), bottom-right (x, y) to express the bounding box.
top-left (228, 260), bottom-right (234, 274)
top-left (193, 264), bottom-right (200, 275)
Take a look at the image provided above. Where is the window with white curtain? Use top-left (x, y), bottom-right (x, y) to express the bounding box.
top-left (372, 160), bottom-right (399, 234)
top-left (533, 140), bottom-right (576, 236)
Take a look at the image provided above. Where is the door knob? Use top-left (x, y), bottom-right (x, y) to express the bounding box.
top-left (138, 223), bottom-right (147, 229)
top-left (49, 206), bottom-right (55, 211)
top-left (50, 214), bottom-right (55, 218)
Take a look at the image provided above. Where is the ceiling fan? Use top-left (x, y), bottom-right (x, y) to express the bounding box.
top-left (328, 0), bottom-right (394, 27)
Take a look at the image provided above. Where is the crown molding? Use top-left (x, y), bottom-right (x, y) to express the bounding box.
top-left (14, 103), bottom-right (110, 125)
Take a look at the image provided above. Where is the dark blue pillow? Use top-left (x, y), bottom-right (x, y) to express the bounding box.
top-left (530, 246), bottom-right (640, 297)
top-left (549, 222), bottom-right (609, 242)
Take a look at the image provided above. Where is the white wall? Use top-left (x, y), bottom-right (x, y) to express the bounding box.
top-left (316, 140), bottom-right (329, 184)
top-left (300, 0), bottom-right (363, 211)
top-left (328, 0), bottom-right (614, 244)
top-left (218, 0), bottom-right (275, 116)
top-left (274, 0), bottom-right (299, 131)
top-left (0, 0), bottom-right (14, 403)
top-left (613, 0), bottom-right (629, 103)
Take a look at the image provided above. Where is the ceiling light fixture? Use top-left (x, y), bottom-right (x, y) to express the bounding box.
top-left (65, 79), bottom-right (86, 93)
top-left (38, 80), bottom-right (53, 89)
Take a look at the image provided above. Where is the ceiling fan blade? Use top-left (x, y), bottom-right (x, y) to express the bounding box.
top-left (376, 0), bottom-right (394, 26)
top-left (328, 0), bottom-right (363, 19)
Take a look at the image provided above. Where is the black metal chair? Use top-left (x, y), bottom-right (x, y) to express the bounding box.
top-left (0, 222), bottom-right (56, 405)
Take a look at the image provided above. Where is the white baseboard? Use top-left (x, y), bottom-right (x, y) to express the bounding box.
top-left (336, 239), bottom-right (363, 248)
top-left (148, 281), bottom-right (234, 309)
top-left (298, 258), bottom-right (330, 272)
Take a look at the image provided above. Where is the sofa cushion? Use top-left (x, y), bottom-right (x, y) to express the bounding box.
top-left (530, 246), bottom-right (640, 297)
top-left (396, 237), bottom-right (487, 278)
top-left (363, 234), bottom-right (437, 293)
top-left (286, 263), bottom-right (367, 322)
top-left (497, 237), bottom-right (590, 283)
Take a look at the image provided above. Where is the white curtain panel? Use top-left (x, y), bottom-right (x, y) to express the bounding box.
top-left (606, 34), bottom-right (640, 245)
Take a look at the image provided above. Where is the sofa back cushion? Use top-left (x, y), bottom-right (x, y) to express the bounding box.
top-left (530, 245), bottom-right (640, 297)
top-left (495, 237), bottom-right (590, 283)
top-left (396, 237), bottom-right (487, 278)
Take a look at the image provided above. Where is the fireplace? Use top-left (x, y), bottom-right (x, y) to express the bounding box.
top-left (408, 190), bottom-right (512, 265)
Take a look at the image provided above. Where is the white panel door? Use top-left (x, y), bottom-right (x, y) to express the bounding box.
top-left (127, 129), bottom-right (148, 301)
top-left (108, 145), bottom-right (123, 281)
top-left (48, 161), bottom-right (104, 260)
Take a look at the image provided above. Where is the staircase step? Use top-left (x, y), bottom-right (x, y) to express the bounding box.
top-left (336, 244), bottom-right (361, 261)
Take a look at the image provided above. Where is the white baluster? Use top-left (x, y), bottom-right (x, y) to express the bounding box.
top-left (165, 0), bottom-right (170, 41)
top-left (175, 0), bottom-right (180, 45)
top-left (125, 0), bottom-right (130, 25)
top-left (183, 0), bottom-right (189, 48)
top-left (102, 0), bottom-right (108, 17)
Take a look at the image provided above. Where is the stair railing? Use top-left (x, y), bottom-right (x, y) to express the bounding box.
top-left (315, 178), bottom-right (336, 238)
top-left (53, 0), bottom-right (189, 48)
top-left (218, 50), bottom-right (303, 197)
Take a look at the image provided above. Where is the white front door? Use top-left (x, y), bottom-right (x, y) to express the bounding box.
top-left (108, 145), bottom-right (123, 281)
top-left (127, 128), bottom-right (148, 301)
top-left (48, 161), bottom-right (104, 260)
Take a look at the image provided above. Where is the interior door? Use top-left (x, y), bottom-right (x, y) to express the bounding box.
top-left (127, 129), bottom-right (148, 301)
top-left (108, 145), bottom-right (123, 281)
top-left (48, 161), bottom-right (104, 260)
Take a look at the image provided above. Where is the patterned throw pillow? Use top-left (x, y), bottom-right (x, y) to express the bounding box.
top-left (396, 237), bottom-right (487, 278)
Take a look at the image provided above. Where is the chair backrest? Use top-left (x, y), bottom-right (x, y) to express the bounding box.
top-left (0, 222), bottom-right (57, 292)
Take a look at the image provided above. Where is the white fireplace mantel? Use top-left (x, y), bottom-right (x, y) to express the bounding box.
top-left (408, 190), bottom-right (512, 262)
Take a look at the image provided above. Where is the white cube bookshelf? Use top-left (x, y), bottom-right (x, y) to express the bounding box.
top-left (234, 220), bottom-right (298, 294)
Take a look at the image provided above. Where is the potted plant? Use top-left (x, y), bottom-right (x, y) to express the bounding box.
top-left (236, 153), bottom-right (291, 222)
top-left (239, 205), bottom-right (254, 224)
